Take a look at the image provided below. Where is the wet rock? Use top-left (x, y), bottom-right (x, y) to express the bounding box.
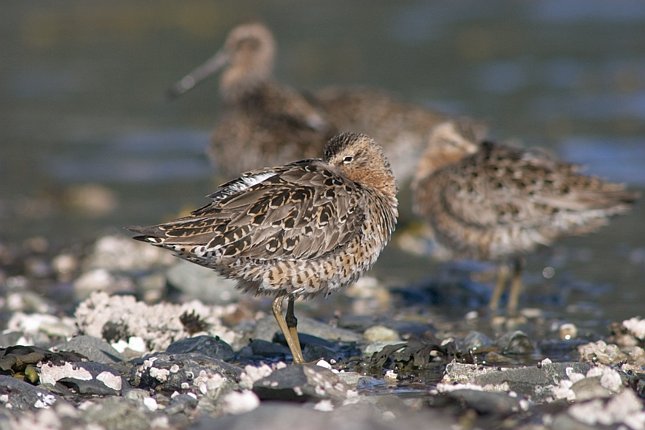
top-left (74, 292), bottom-right (237, 353)
top-left (236, 339), bottom-right (290, 362)
top-left (461, 331), bottom-right (494, 351)
top-left (40, 361), bottom-right (123, 395)
top-left (495, 330), bottom-right (534, 355)
top-left (166, 260), bottom-right (241, 304)
top-left (130, 352), bottom-right (241, 395)
top-left (0, 345), bottom-right (85, 383)
top-left (166, 335), bottom-right (235, 361)
top-left (165, 392), bottom-right (199, 415)
top-left (368, 340), bottom-right (451, 378)
top-left (432, 389), bottom-right (523, 417)
top-left (253, 364), bottom-right (349, 403)
top-left (0, 375), bottom-right (58, 410)
top-left (54, 335), bottom-right (125, 364)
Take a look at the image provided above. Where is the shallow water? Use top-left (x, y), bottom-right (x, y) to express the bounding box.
top-left (1, 1), bottom-right (644, 325)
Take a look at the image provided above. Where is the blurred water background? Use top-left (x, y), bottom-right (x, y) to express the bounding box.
top-left (1, 0), bottom-right (644, 322)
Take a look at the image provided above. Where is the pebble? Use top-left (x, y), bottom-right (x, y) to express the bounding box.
top-left (363, 325), bottom-right (401, 343)
top-left (54, 335), bottom-right (125, 364)
top-left (253, 364), bottom-right (348, 403)
top-left (166, 335), bottom-right (235, 361)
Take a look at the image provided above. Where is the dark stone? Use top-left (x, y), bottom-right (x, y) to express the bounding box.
top-left (55, 335), bottom-right (125, 364)
top-left (165, 393), bottom-right (199, 415)
top-left (496, 330), bottom-right (534, 355)
top-left (253, 364), bottom-right (347, 403)
top-left (273, 332), bottom-right (361, 363)
top-left (444, 389), bottom-right (522, 416)
top-left (166, 335), bottom-right (235, 361)
top-left (236, 339), bottom-right (290, 363)
top-left (0, 375), bottom-right (58, 410)
top-left (130, 352), bottom-right (242, 392)
top-left (41, 361), bottom-right (124, 396)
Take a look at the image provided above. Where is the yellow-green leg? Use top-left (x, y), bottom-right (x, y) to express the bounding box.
top-left (286, 296), bottom-right (303, 362)
top-left (272, 296), bottom-right (304, 364)
top-left (489, 263), bottom-right (509, 312)
top-left (506, 258), bottom-right (524, 315)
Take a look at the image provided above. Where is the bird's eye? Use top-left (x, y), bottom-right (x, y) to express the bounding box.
top-left (343, 156), bottom-right (354, 164)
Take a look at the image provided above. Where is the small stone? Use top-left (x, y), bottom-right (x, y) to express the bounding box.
top-left (221, 390), bottom-right (261, 415)
top-left (496, 331), bottom-right (534, 355)
top-left (55, 335), bottom-right (125, 364)
top-left (363, 326), bottom-right (401, 343)
top-left (166, 335), bottom-right (235, 361)
top-left (253, 364), bottom-right (348, 403)
top-left (559, 323), bottom-right (578, 340)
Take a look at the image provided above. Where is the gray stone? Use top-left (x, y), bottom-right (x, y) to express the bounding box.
top-left (193, 402), bottom-right (456, 430)
top-left (54, 335), bottom-right (125, 364)
top-left (472, 362), bottom-right (592, 400)
top-left (253, 364), bottom-right (348, 403)
top-left (445, 389), bottom-right (522, 416)
top-left (130, 352), bottom-right (242, 393)
top-left (461, 331), bottom-right (494, 351)
top-left (81, 397), bottom-right (151, 430)
top-left (166, 335), bottom-right (235, 361)
top-left (570, 376), bottom-right (613, 401)
top-left (496, 330), bottom-right (534, 355)
top-left (40, 361), bottom-right (123, 396)
top-left (0, 375), bottom-right (58, 410)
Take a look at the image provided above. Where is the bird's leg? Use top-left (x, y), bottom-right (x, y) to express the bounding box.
top-left (489, 263), bottom-right (509, 312)
top-left (507, 257), bottom-right (525, 315)
top-left (286, 295), bottom-right (304, 363)
top-left (272, 296), bottom-right (304, 364)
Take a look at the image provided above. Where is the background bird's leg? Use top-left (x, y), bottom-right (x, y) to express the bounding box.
top-left (489, 263), bottom-right (510, 311)
top-left (507, 257), bottom-right (525, 315)
top-left (272, 296), bottom-right (304, 364)
top-left (286, 295), bottom-right (304, 363)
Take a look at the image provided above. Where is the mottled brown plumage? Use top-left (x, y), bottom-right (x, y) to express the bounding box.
top-left (130, 132), bottom-right (398, 363)
top-left (168, 22), bottom-right (486, 184)
top-left (412, 122), bottom-right (639, 313)
top-left (168, 22), bottom-right (336, 179)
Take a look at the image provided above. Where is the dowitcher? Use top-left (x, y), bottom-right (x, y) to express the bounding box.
top-left (129, 132), bottom-right (398, 363)
top-left (168, 22), bottom-right (485, 184)
top-left (412, 122), bottom-right (639, 314)
top-left (168, 22), bottom-right (336, 180)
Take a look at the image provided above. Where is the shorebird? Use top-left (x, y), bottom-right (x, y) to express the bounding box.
top-left (130, 132), bottom-right (398, 363)
top-left (167, 22), bottom-right (485, 184)
top-left (412, 122), bottom-right (639, 314)
top-left (168, 22), bottom-right (336, 180)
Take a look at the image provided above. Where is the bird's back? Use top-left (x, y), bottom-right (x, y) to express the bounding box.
top-left (415, 141), bottom-right (639, 261)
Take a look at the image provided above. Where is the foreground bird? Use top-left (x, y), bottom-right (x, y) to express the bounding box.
top-left (130, 132), bottom-right (398, 363)
top-left (412, 122), bottom-right (639, 314)
top-left (168, 21), bottom-right (484, 184)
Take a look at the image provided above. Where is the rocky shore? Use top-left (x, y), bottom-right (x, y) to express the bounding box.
top-left (0, 235), bottom-right (643, 429)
